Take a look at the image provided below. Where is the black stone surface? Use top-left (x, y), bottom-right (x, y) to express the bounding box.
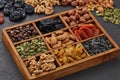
top-left (0, 0), bottom-right (120, 80)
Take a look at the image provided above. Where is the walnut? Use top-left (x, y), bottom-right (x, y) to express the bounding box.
top-left (25, 0), bottom-right (59, 15)
top-left (33, 70), bottom-right (43, 75)
top-left (26, 54), bottom-right (56, 75)
top-left (41, 54), bottom-right (55, 63)
top-left (30, 60), bottom-right (37, 65)
top-left (41, 63), bottom-right (56, 71)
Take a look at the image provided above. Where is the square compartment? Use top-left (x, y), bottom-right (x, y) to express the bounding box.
top-left (35, 16), bottom-right (66, 34)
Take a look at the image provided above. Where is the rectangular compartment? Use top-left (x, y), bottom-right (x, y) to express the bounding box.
top-left (82, 35), bottom-right (115, 56)
top-left (35, 15), bottom-right (67, 34)
top-left (43, 28), bottom-right (78, 50)
top-left (6, 23), bottom-right (40, 43)
top-left (23, 52), bottom-right (60, 76)
top-left (15, 37), bottom-right (49, 59)
top-left (60, 8), bottom-right (95, 28)
top-left (2, 8), bottom-right (120, 80)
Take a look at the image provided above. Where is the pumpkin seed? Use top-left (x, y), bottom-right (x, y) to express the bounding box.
top-left (16, 38), bottom-right (48, 58)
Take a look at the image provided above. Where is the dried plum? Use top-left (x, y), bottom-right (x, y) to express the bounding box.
top-left (4, 0), bottom-right (14, 3)
top-left (3, 6), bottom-right (15, 16)
top-left (0, 0), bottom-right (34, 22)
top-left (24, 4), bottom-right (34, 15)
top-left (37, 18), bottom-right (64, 34)
top-left (9, 8), bottom-right (26, 22)
top-left (14, 1), bottom-right (24, 8)
top-left (0, 2), bottom-right (5, 10)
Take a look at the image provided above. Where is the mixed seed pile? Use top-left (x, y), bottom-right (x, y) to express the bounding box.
top-left (16, 38), bottom-right (48, 58)
top-left (96, 8), bottom-right (120, 25)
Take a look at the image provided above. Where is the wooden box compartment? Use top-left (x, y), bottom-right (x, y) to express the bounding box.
top-left (2, 8), bottom-right (120, 80)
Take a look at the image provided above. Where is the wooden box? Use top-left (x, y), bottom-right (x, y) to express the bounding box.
top-left (2, 8), bottom-right (120, 80)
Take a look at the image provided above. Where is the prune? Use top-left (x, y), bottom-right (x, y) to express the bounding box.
top-left (0, 0), bottom-right (34, 22)
top-left (4, 0), bottom-right (14, 3)
top-left (24, 4), bottom-right (34, 15)
top-left (0, 2), bottom-right (5, 10)
top-left (37, 18), bottom-right (64, 34)
top-left (14, 1), bottom-right (24, 8)
top-left (16, 8), bottom-right (26, 19)
top-left (3, 6), bottom-right (15, 16)
top-left (9, 8), bottom-right (26, 22)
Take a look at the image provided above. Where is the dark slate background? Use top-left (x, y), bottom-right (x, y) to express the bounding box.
top-left (0, 0), bottom-right (120, 80)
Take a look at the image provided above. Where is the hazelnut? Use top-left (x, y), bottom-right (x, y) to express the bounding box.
top-left (75, 13), bottom-right (81, 20)
top-left (69, 21), bottom-right (76, 26)
top-left (83, 14), bottom-right (91, 20)
top-left (82, 8), bottom-right (88, 14)
top-left (78, 0), bottom-right (85, 7)
top-left (71, 1), bottom-right (78, 7)
top-left (79, 17), bottom-right (86, 23)
top-left (63, 16), bottom-right (70, 23)
top-left (66, 0), bottom-right (72, 4)
top-left (69, 15), bottom-right (76, 21)
top-left (97, 6), bottom-right (104, 13)
top-left (68, 10), bottom-right (75, 16)
top-left (61, 0), bottom-right (68, 6)
top-left (76, 20), bottom-right (80, 24)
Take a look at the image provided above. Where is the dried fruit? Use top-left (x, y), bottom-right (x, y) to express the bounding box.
top-left (53, 44), bottom-right (88, 65)
top-left (36, 18), bottom-right (64, 34)
top-left (82, 35), bottom-right (113, 55)
top-left (72, 24), bottom-right (100, 41)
